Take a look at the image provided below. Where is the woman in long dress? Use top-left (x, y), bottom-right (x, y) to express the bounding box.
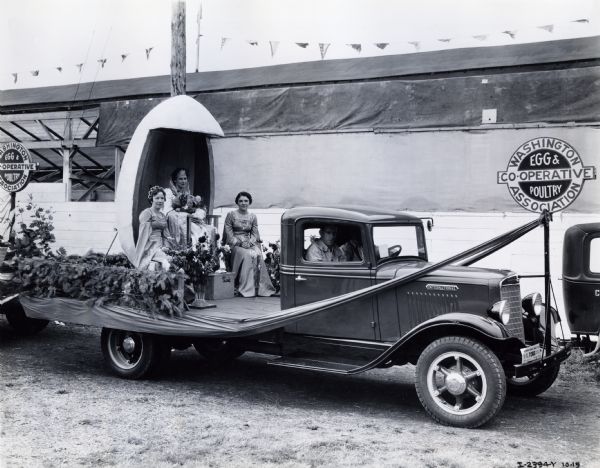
top-left (223, 191), bottom-right (276, 297)
top-left (133, 186), bottom-right (173, 270)
top-left (165, 167), bottom-right (216, 247)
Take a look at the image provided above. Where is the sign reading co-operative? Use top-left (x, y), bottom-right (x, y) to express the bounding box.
top-left (0, 142), bottom-right (38, 193)
top-left (497, 137), bottom-right (596, 213)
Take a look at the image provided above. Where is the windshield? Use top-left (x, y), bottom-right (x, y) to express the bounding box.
top-left (372, 224), bottom-right (427, 263)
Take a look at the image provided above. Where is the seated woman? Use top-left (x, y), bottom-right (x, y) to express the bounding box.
top-left (223, 191), bottom-right (276, 297)
top-left (133, 186), bottom-right (173, 270)
top-left (165, 167), bottom-right (216, 248)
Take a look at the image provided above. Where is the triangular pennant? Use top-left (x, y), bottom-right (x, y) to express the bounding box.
top-left (76, 63), bottom-right (84, 73)
top-left (408, 41), bottom-right (420, 50)
top-left (220, 37), bottom-right (230, 50)
top-left (438, 38), bottom-right (452, 43)
top-left (30, 70), bottom-right (39, 76)
top-left (375, 43), bottom-right (389, 50)
top-left (11, 73), bottom-right (17, 83)
top-left (538, 24), bottom-right (554, 33)
top-left (348, 43), bottom-right (362, 53)
top-left (56, 66), bottom-right (63, 73)
top-left (318, 43), bottom-right (330, 59)
top-left (502, 30), bottom-right (517, 39)
top-left (473, 35), bottom-right (487, 41)
top-left (269, 41), bottom-right (279, 57)
top-left (572, 18), bottom-right (589, 23)
top-left (121, 53), bottom-right (129, 62)
top-left (295, 42), bottom-right (309, 49)
top-left (145, 47), bottom-right (153, 59)
top-left (247, 40), bottom-right (258, 46)
top-left (98, 58), bottom-right (107, 68)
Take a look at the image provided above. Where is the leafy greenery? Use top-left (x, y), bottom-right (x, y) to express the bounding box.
top-left (263, 241), bottom-right (281, 293)
top-left (13, 196), bottom-right (56, 258)
top-left (14, 255), bottom-right (187, 316)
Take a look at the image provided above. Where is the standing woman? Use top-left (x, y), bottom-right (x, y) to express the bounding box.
top-left (223, 191), bottom-right (275, 297)
top-left (165, 167), bottom-right (216, 247)
top-left (133, 186), bottom-right (173, 270)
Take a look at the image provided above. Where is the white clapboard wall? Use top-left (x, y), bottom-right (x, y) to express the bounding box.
top-left (1, 186), bottom-right (597, 330)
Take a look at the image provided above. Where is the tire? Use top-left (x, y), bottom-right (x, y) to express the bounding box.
top-left (4, 302), bottom-right (49, 336)
top-left (193, 338), bottom-right (244, 365)
top-left (101, 328), bottom-right (170, 379)
top-left (507, 363), bottom-right (560, 397)
top-left (415, 336), bottom-right (506, 428)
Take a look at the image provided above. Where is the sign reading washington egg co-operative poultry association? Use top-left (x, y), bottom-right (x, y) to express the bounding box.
top-left (0, 142), bottom-right (38, 193)
top-left (497, 137), bottom-right (596, 213)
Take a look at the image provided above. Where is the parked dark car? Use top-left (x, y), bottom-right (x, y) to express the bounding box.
top-left (563, 222), bottom-right (600, 352)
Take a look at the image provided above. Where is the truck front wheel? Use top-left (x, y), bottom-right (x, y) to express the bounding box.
top-left (101, 328), bottom-right (170, 379)
top-left (507, 363), bottom-right (560, 397)
top-left (415, 336), bottom-right (506, 428)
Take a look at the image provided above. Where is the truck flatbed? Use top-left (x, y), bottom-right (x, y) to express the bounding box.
top-left (20, 295), bottom-right (283, 338)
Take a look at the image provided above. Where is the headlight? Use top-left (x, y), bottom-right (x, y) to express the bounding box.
top-left (488, 300), bottom-right (510, 325)
top-left (522, 292), bottom-right (542, 318)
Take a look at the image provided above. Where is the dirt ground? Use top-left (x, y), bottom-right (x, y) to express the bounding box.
top-left (1, 319), bottom-right (599, 468)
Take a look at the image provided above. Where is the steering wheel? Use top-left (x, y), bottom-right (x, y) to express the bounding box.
top-left (388, 244), bottom-right (402, 257)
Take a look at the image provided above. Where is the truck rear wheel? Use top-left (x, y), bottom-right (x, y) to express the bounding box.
top-left (101, 328), bottom-right (170, 379)
top-left (193, 338), bottom-right (244, 365)
top-left (4, 301), bottom-right (49, 335)
top-left (507, 363), bottom-right (560, 397)
top-left (415, 336), bottom-right (506, 428)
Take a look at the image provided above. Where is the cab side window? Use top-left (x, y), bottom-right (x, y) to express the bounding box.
top-left (302, 222), bottom-right (364, 263)
top-left (590, 238), bottom-right (600, 274)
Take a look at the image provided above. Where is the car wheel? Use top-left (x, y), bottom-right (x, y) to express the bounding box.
top-left (415, 336), bottom-right (506, 428)
top-left (193, 338), bottom-right (244, 365)
top-left (4, 301), bottom-right (49, 335)
top-left (101, 328), bottom-right (170, 379)
top-left (507, 363), bottom-right (560, 397)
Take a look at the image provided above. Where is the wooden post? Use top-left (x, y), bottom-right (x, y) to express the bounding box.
top-left (114, 147), bottom-right (123, 189)
top-left (63, 118), bottom-right (72, 201)
top-left (171, 0), bottom-right (186, 96)
top-left (63, 148), bottom-right (72, 202)
top-left (195, 2), bottom-right (202, 73)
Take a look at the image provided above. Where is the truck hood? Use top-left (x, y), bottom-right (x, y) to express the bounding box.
top-left (376, 260), bottom-right (514, 286)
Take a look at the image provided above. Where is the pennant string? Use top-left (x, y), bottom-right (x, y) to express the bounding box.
top-left (375, 43), bottom-right (389, 50)
top-left (319, 43), bottom-right (330, 59)
top-left (269, 41), bottom-right (279, 57)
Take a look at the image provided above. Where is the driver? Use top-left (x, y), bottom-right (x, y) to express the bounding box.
top-left (306, 225), bottom-right (345, 262)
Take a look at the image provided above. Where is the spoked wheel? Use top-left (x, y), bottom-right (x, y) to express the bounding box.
top-left (507, 363), bottom-right (560, 397)
top-left (101, 328), bottom-right (170, 379)
top-left (193, 338), bottom-right (244, 366)
top-left (415, 336), bottom-right (506, 428)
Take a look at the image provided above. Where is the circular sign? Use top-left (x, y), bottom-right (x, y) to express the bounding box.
top-left (497, 137), bottom-right (596, 213)
top-left (0, 142), bottom-right (38, 193)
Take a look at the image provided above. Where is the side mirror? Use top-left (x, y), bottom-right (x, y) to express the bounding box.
top-left (420, 217), bottom-right (434, 232)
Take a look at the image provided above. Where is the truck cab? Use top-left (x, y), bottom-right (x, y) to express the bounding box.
top-left (280, 207), bottom-right (526, 346)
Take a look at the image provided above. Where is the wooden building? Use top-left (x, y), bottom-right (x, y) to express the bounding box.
top-left (1, 36), bottom-right (599, 314)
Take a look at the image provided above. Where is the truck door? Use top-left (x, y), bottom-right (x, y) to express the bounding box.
top-left (292, 221), bottom-right (376, 339)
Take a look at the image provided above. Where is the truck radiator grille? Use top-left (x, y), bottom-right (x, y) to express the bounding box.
top-left (500, 282), bottom-right (526, 342)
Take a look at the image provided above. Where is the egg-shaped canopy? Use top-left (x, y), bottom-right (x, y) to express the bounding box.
top-left (116, 95), bottom-right (224, 264)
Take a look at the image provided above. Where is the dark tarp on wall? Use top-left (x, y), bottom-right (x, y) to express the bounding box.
top-left (97, 66), bottom-right (600, 147)
top-left (3, 36), bottom-right (599, 110)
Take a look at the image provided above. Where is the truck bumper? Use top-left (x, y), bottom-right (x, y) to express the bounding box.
top-left (511, 342), bottom-right (572, 378)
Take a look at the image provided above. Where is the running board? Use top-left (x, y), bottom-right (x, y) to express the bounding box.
top-left (267, 356), bottom-right (368, 374)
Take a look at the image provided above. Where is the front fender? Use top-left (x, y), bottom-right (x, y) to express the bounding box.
top-left (349, 313), bottom-right (524, 373)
